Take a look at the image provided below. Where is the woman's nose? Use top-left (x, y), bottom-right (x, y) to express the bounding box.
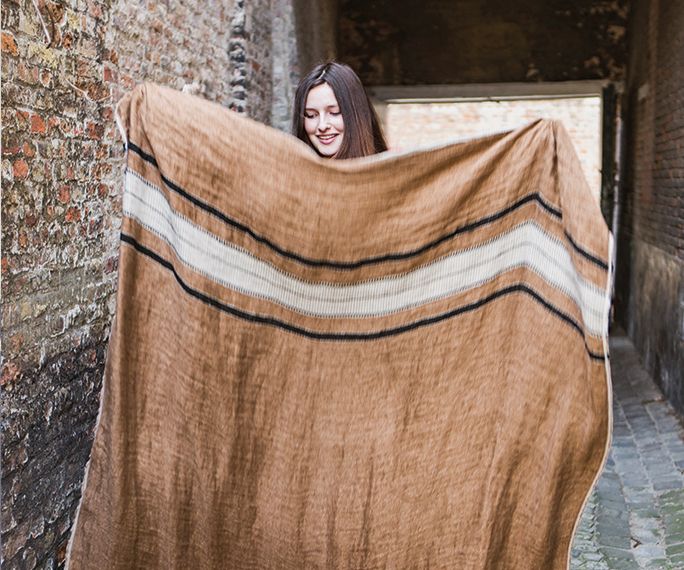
top-left (317, 113), bottom-right (331, 130)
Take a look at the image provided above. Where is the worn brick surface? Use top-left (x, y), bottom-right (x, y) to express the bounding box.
top-left (1, 345), bottom-right (105, 570)
top-left (617, 0), bottom-right (684, 416)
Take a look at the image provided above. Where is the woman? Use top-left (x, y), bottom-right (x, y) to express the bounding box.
top-left (292, 61), bottom-right (388, 159)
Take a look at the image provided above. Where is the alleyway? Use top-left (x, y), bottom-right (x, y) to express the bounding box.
top-left (571, 333), bottom-right (684, 569)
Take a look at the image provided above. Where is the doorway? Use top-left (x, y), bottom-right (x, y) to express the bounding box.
top-left (370, 80), bottom-right (616, 204)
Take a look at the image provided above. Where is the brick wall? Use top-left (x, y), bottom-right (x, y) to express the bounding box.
top-left (617, 0), bottom-right (684, 414)
top-left (0, 0), bottom-right (316, 566)
top-left (384, 97), bottom-right (603, 201)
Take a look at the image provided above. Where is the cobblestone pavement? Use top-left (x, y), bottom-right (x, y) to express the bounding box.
top-left (571, 333), bottom-right (684, 569)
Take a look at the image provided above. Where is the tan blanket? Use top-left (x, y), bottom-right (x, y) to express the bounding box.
top-left (67, 83), bottom-right (612, 569)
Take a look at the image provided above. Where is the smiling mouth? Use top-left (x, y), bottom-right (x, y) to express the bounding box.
top-left (317, 134), bottom-right (338, 145)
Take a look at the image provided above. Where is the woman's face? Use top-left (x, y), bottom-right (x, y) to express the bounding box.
top-left (304, 83), bottom-right (345, 157)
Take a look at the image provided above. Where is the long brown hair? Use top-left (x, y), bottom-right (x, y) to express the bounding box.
top-left (292, 61), bottom-right (388, 159)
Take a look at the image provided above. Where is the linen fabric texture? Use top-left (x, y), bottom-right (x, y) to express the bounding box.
top-left (67, 83), bottom-right (613, 570)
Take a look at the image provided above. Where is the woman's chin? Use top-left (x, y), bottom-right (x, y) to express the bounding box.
top-left (316, 145), bottom-right (340, 157)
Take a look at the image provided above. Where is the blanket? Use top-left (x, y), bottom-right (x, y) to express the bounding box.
top-left (67, 83), bottom-right (613, 569)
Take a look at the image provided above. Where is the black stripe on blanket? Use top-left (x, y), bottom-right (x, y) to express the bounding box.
top-left (127, 142), bottom-right (608, 271)
top-left (120, 232), bottom-right (607, 361)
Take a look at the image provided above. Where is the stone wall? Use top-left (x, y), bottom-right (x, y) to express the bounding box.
top-left (616, 0), bottom-right (684, 415)
top-left (338, 0), bottom-right (628, 85)
top-left (0, 0), bottom-right (319, 566)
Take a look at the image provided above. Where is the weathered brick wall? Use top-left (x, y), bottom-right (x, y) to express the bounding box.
top-left (338, 0), bottom-right (628, 85)
top-left (616, 0), bottom-right (684, 414)
top-left (1, 0), bottom-right (311, 566)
